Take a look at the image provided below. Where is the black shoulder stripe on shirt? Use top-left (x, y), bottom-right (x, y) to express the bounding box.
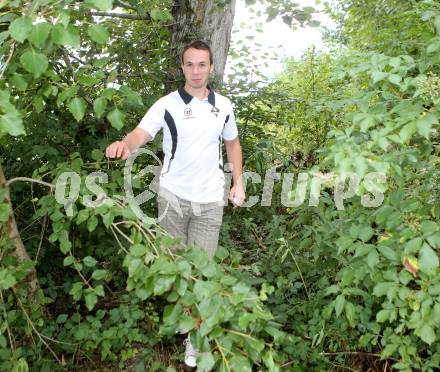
top-left (208, 90), bottom-right (215, 107)
top-left (224, 114), bottom-right (230, 127)
top-left (164, 109), bottom-right (178, 163)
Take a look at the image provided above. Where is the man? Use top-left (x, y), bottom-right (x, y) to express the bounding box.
top-left (105, 40), bottom-right (245, 367)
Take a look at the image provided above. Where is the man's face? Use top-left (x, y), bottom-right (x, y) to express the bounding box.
top-left (181, 48), bottom-right (213, 90)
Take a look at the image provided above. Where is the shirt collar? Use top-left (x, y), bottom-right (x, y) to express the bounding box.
top-left (178, 87), bottom-right (216, 107)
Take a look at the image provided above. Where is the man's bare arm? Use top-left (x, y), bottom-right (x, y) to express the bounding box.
top-left (224, 137), bottom-right (245, 206)
top-left (105, 128), bottom-right (152, 159)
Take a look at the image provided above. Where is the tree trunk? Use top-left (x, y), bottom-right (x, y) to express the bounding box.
top-left (170, 0), bottom-right (236, 84)
top-left (0, 164), bottom-right (39, 297)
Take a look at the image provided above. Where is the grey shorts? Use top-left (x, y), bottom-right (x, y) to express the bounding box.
top-left (157, 187), bottom-right (224, 258)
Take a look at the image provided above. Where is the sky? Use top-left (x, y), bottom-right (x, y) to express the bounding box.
top-left (224, 0), bottom-right (334, 80)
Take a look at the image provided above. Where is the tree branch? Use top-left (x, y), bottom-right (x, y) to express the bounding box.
top-left (0, 166), bottom-right (39, 298)
top-left (61, 49), bottom-right (94, 105)
top-left (90, 11), bottom-right (150, 20)
top-left (5, 177), bottom-right (54, 189)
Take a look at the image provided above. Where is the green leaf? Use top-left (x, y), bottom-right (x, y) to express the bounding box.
top-left (0, 31), bottom-right (9, 44)
top-left (91, 149), bottom-right (103, 161)
top-left (102, 212), bottom-right (114, 228)
top-left (197, 352), bottom-right (215, 371)
top-left (85, 292), bottom-right (98, 310)
top-left (427, 233), bottom-right (440, 248)
top-left (421, 220), bottom-right (438, 235)
top-left (163, 303), bottom-right (182, 324)
top-left (229, 355), bottom-right (251, 372)
top-left (28, 22), bottom-right (51, 47)
top-left (153, 276), bottom-right (175, 295)
top-left (85, 0), bottom-right (113, 11)
top-left (367, 249), bottom-right (379, 270)
top-left (9, 16), bottom-right (32, 43)
top-left (373, 282), bottom-right (393, 297)
top-left (0, 268), bottom-right (17, 290)
top-left (69, 282), bottom-right (83, 300)
top-left (10, 74), bottom-right (28, 91)
top-left (51, 24), bottom-right (80, 48)
top-left (215, 245), bottom-right (229, 260)
top-left (150, 9), bottom-right (173, 21)
top-left (68, 97), bottom-right (87, 122)
top-left (56, 314), bottom-right (68, 323)
top-left (87, 215), bottom-right (98, 232)
top-left (107, 108), bottom-right (125, 130)
top-left (95, 284), bottom-right (105, 296)
top-left (334, 294), bottom-right (345, 317)
top-left (91, 269), bottom-right (108, 280)
top-left (262, 350), bottom-right (277, 371)
top-left (371, 71), bottom-right (387, 84)
top-left (76, 209), bottom-right (89, 224)
top-left (130, 244), bottom-right (147, 256)
top-left (416, 114), bottom-right (437, 139)
top-left (77, 75), bottom-right (101, 86)
top-left (434, 15), bottom-right (440, 35)
top-left (419, 324), bottom-right (436, 345)
top-left (358, 225), bottom-right (374, 242)
top-left (63, 256), bottom-right (75, 266)
top-left (87, 24), bottom-right (109, 44)
top-left (0, 204), bottom-right (10, 222)
top-left (345, 301), bottom-right (356, 326)
top-left (177, 315), bottom-right (195, 333)
top-left (58, 230), bottom-right (72, 254)
top-left (83, 256), bottom-right (97, 267)
top-left (388, 74), bottom-right (401, 85)
top-left (378, 245), bottom-right (398, 261)
top-left (376, 309), bottom-right (389, 322)
top-left (419, 243), bottom-right (439, 275)
top-left (93, 97), bottom-right (107, 118)
top-left (57, 85), bottom-right (79, 106)
top-left (324, 285), bottom-right (340, 296)
top-left (427, 39), bottom-right (440, 54)
top-left (405, 237), bottom-right (423, 254)
top-left (20, 50), bottom-right (48, 77)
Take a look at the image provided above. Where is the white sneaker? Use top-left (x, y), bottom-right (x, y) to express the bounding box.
top-left (184, 335), bottom-right (198, 368)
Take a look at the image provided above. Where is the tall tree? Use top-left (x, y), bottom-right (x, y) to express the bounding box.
top-left (170, 0), bottom-right (237, 84)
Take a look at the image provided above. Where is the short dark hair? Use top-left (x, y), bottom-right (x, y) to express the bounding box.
top-left (180, 40), bottom-right (213, 65)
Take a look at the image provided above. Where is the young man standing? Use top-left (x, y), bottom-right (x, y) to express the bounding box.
top-left (105, 40), bottom-right (245, 367)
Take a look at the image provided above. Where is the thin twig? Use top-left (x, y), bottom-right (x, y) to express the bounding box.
top-left (111, 223), bottom-right (134, 244)
top-left (15, 294), bottom-right (63, 364)
top-left (0, 41), bottom-right (15, 80)
top-left (5, 177), bottom-right (54, 189)
top-left (61, 48), bottom-right (93, 105)
top-left (214, 338), bottom-right (231, 372)
top-left (289, 250), bottom-right (311, 301)
top-left (320, 351), bottom-right (382, 357)
top-left (70, 254), bottom-right (93, 289)
top-left (0, 290), bottom-right (14, 351)
top-left (34, 214), bottom-right (48, 263)
top-left (110, 225), bottom-right (129, 254)
top-left (225, 329), bottom-right (260, 341)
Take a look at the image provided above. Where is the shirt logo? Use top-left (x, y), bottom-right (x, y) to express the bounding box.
top-left (211, 106), bottom-right (220, 117)
top-left (184, 108), bottom-right (192, 116)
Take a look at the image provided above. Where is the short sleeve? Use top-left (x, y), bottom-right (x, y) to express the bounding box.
top-left (222, 101), bottom-right (238, 140)
top-left (137, 99), bottom-right (164, 139)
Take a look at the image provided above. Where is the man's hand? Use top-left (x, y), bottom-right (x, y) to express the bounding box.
top-left (105, 140), bottom-right (131, 160)
top-left (229, 183), bottom-right (245, 208)
top-left (105, 128), bottom-right (152, 160)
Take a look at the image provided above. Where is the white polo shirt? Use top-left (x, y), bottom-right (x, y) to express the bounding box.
top-left (138, 88), bottom-right (238, 203)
